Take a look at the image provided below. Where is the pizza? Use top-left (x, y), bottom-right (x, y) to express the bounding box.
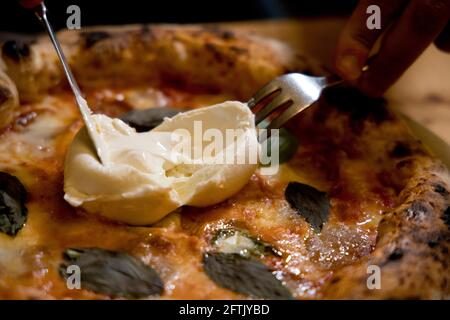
top-left (0, 25), bottom-right (449, 300)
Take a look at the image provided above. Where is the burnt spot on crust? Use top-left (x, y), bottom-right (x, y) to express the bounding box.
top-left (396, 159), bottom-right (415, 170)
top-left (81, 31), bottom-right (111, 48)
top-left (205, 43), bottom-right (223, 61)
top-left (2, 40), bottom-right (31, 61)
top-left (434, 184), bottom-right (449, 196)
top-left (204, 26), bottom-right (236, 41)
top-left (389, 142), bottom-right (413, 158)
top-left (229, 46), bottom-right (248, 55)
top-left (405, 201), bottom-right (430, 222)
top-left (205, 43), bottom-right (235, 68)
top-left (427, 232), bottom-right (447, 248)
top-left (140, 24), bottom-right (156, 41)
top-left (0, 86), bottom-right (12, 105)
top-left (388, 248), bottom-right (404, 261)
top-left (322, 86), bottom-right (390, 131)
top-left (442, 207), bottom-right (450, 229)
top-left (140, 24), bottom-right (151, 34)
top-left (428, 240), bottom-right (439, 248)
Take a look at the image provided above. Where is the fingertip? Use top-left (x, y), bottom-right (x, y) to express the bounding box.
top-left (334, 39), bottom-right (369, 82)
top-left (335, 52), bottom-right (364, 81)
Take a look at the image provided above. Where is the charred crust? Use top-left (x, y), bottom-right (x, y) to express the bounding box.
top-left (396, 159), bottom-right (415, 170)
top-left (388, 248), bottom-right (404, 261)
top-left (427, 233), bottom-right (446, 248)
top-left (330, 277), bottom-right (340, 284)
top-left (205, 43), bottom-right (222, 61)
top-left (204, 26), bottom-right (236, 40)
top-left (405, 201), bottom-right (430, 221)
top-left (218, 30), bottom-right (235, 40)
top-left (81, 31), bottom-right (111, 48)
top-left (442, 207), bottom-right (450, 229)
top-left (322, 86), bottom-right (390, 126)
top-left (204, 43), bottom-right (236, 68)
top-left (140, 24), bottom-right (156, 41)
top-left (434, 184), bottom-right (449, 196)
top-left (0, 86), bottom-right (12, 105)
top-left (140, 24), bottom-right (151, 34)
top-left (2, 40), bottom-right (31, 61)
top-left (229, 46), bottom-right (248, 55)
top-left (389, 142), bottom-right (413, 158)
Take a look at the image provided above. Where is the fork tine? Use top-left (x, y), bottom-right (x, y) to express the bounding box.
top-left (247, 80), bottom-right (280, 110)
top-left (267, 101), bottom-right (316, 129)
top-left (251, 73), bottom-right (341, 131)
top-left (255, 94), bottom-right (292, 124)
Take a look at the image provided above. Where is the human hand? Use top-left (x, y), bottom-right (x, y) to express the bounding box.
top-left (334, 0), bottom-right (450, 97)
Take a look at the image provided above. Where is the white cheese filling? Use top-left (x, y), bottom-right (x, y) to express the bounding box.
top-left (63, 101), bottom-right (259, 225)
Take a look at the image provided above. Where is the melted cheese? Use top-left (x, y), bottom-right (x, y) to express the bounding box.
top-left (76, 95), bottom-right (110, 164)
top-left (63, 101), bottom-right (259, 225)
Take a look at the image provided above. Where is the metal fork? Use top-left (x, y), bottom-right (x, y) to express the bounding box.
top-left (28, 1), bottom-right (107, 164)
top-left (248, 73), bottom-right (343, 130)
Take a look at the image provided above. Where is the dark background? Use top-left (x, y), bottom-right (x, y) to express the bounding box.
top-left (1, 0), bottom-right (358, 33)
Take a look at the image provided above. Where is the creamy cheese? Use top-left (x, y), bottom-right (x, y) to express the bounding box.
top-left (63, 101), bottom-right (259, 225)
top-left (76, 95), bottom-right (110, 164)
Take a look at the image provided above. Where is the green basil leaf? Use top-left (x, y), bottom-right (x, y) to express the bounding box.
top-left (120, 108), bottom-right (182, 132)
top-left (285, 182), bottom-right (330, 232)
top-left (261, 127), bottom-right (299, 165)
top-left (0, 172), bottom-right (27, 236)
top-left (203, 252), bottom-right (293, 299)
top-left (60, 248), bottom-right (163, 298)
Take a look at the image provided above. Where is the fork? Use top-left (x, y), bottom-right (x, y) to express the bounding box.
top-left (21, 0), bottom-right (108, 164)
top-left (248, 73), bottom-right (343, 130)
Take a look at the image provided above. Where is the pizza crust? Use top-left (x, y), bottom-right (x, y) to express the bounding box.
top-left (324, 162), bottom-right (450, 299)
top-left (0, 70), bottom-right (18, 131)
top-left (1, 25), bottom-right (321, 102)
top-left (0, 25), bottom-right (448, 299)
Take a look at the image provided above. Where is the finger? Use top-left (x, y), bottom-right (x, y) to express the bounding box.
top-left (358, 0), bottom-right (450, 96)
top-left (435, 21), bottom-right (450, 51)
top-left (334, 0), bottom-right (408, 81)
top-left (18, 0), bottom-right (42, 9)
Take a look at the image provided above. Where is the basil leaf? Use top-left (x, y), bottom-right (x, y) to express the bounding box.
top-left (261, 128), bottom-right (299, 165)
top-left (2, 40), bottom-right (31, 62)
top-left (0, 172), bottom-right (28, 236)
top-left (120, 108), bottom-right (182, 132)
top-left (60, 248), bottom-right (163, 298)
top-left (285, 182), bottom-right (330, 232)
top-left (203, 252), bottom-right (293, 299)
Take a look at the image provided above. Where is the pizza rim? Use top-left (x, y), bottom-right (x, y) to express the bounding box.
top-left (0, 24), bottom-right (448, 299)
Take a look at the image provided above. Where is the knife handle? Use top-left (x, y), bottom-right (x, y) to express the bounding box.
top-left (18, 0), bottom-right (43, 9)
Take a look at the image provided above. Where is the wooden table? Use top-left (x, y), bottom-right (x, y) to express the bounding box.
top-left (221, 18), bottom-right (450, 145)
